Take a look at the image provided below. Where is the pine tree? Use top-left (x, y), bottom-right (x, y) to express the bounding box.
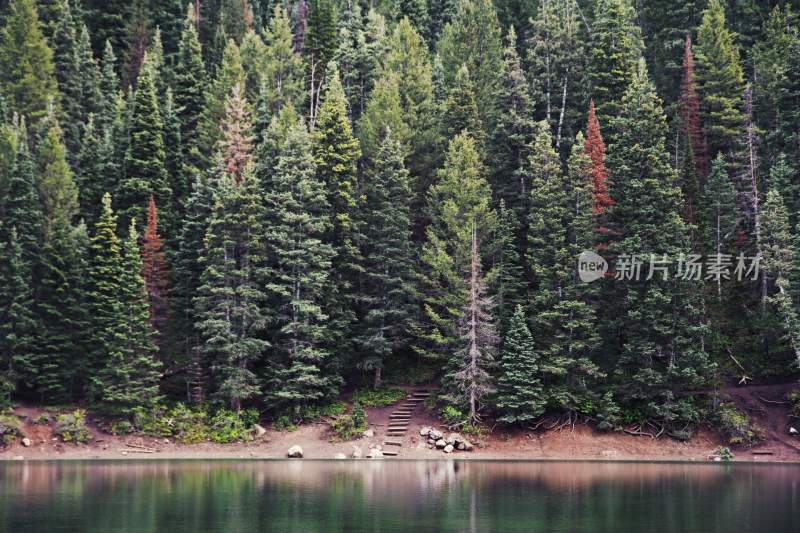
top-left (701, 154), bottom-right (736, 300)
top-left (417, 133), bottom-right (496, 360)
top-left (584, 100), bottom-right (613, 240)
top-left (121, 0), bottom-right (151, 89)
top-left (446, 228), bottom-right (497, 426)
top-left (606, 60), bottom-right (713, 423)
top-left (141, 196), bottom-right (170, 347)
top-left (358, 71), bottom-right (409, 163)
top-left (173, 171), bottom-right (214, 404)
top-left (490, 26), bottom-right (536, 217)
top-left (118, 56), bottom-right (172, 233)
top-left (359, 131), bottom-right (418, 388)
top-left (195, 82), bottom-right (267, 411)
top-left (77, 23), bottom-right (101, 119)
top-left (680, 35), bottom-right (709, 182)
top-left (437, 0), bottom-right (502, 132)
top-left (260, 5), bottom-right (305, 118)
top-left (493, 201), bottom-right (525, 333)
top-left (173, 5), bottom-right (206, 171)
top-left (34, 219), bottom-right (88, 403)
top-left (0, 0), bottom-right (58, 127)
top-left (304, 0), bottom-right (337, 127)
top-left (525, 0), bottom-right (588, 149)
top-left (587, 0), bottom-right (643, 137)
top-left (162, 88), bottom-right (186, 218)
top-left (3, 120), bottom-right (42, 267)
top-left (36, 117), bottom-right (78, 243)
top-left (96, 40), bottom-right (120, 135)
top-left (239, 28), bottom-right (266, 102)
top-left (382, 17), bottom-right (438, 203)
top-left (51, 0), bottom-right (82, 160)
top-left (762, 189), bottom-right (800, 369)
top-left (442, 64), bottom-right (484, 149)
top-left (84, 0), bottom-right (131, 57)
top-left (496, 305), bottom-right (545, 424)
top-left (312, 65), bottom-right (363, 357)
top-left (0, 225), bottom-right (37, 404)
top-left (262, 118), bottom-right (338, 412)
top-left (695, 0), bottom-right (746, 160)
top-left (199, 38), bottom-right (245, 159)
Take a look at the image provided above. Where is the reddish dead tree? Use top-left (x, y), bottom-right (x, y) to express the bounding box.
top-left (217, 83), bottom-right (254, 184)
top-left (141, 195), bottom-right (170, 344)
top-left (584, 100), bottom-right (613, 240)
top-left (680, 35), bottom-right (709, 182)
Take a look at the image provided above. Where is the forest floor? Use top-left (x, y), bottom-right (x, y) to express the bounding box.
top-left (2, 383), bottom-right (799, 463)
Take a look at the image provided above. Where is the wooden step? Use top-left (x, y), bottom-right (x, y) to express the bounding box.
top-left (384, 440), bottom-right (403, 446)
top-left (382, 450), bottom-right (399, 456)
top-left (388, 422), bottom-right (409, 426)
top-left (389, 414), bottom-right (411, 419)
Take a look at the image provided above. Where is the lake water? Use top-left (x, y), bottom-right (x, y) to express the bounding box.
top-left (0, 460), bottom-right (797, 532)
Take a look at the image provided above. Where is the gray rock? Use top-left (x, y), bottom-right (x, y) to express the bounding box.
top-left (351, 446), bottom-right (362, 458)
top-left (443, 444), bottom-right (454, 454)
top-left (419, 427), bottom-right (431, 437)
top-left (287, 445), bottom-right (303, 458)
top-left (253, 424), bottom-right (267, 437)
top-left (367, 448), bottom-right (383, 459)
top-left (435, 439), bottom-right (446, 449)
top-left (334, 453), bottom-right (347, 460)
top-left (429, 429), bottom-right (444, 440)
top-left (362, 429), bottom-right (375, 438)
top-left (21, 437), bottom-right (31, 447)
top-left (790, 427), bottom-right (798, 436)
top-left (458, 440), bottom-right (473, 451)
top-left (446, 433), bottom-right (462, 445)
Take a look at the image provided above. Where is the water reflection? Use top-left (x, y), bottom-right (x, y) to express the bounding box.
top-left (0, 460), bottom-right (798, 532)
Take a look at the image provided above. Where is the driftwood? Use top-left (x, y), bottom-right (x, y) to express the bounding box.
top-left (757, 396), bottom-right (788, 406)
top-left (121, 448), bottom-right (156, 454)
top-left (751, 450), bottom-right (775, 455)
top-left (126, 443), bottom-right (158, 452)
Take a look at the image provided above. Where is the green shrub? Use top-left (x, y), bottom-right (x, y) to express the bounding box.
top-left (54, 410), bottom-right (92, 443)
top-left (715, 446), bottom-right (735, 462)
top-left (441, 405), bottom-right (465, 426)
top-left (168, 403), bottom-right (209, 444)
top-left (330, 403), bottom-right (368, 441)
top-left (298, 401), bottom-right (346, 422)
top-left (713, 402), bottom-right (765, 447)
top-left (351, 387), bottom-right (406, 407)
top-left (32, 412), bottom-right (51, 425)
top-left (272, 415), bottom-right (297, 432)
top-left (0, 415), bottom-right (21, 445)
top-left (208, 409), bottom-right (252, 443)
top-left (109, 420), bottom-right (134, 435)
top-left (790, 389), bottom-right (800, 418)
top-left (132, 405), bottom-right (174, 437)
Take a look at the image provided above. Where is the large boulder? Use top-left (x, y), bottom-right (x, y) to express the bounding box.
top-left (435, 439), bottom-right (446, 449)
top-left (334, 453), bottom-right (347, 460)
top-left (367, 448), bottom-right (384, 459)
top-left (351, 446), bottom-right (362, 458)
top-left (363, 429), bottom-right (375, 438)
top-left (287, 445), bottom-right (303, 458)
top-left (457, 440), bottom-right (473, 451)
top-left (446, 433), bottom-right (462, 446)
top-left (443, 444), bottom-right (454, 454)
top-left (253, 424), bottom-right (267, 437)
top-left (419, 427), bottom-right (431, 437)
top-left (429, 429), bottom-right (444, 441)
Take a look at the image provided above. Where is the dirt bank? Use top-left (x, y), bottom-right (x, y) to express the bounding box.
top-left (2, 383), bottom-right (799, 462)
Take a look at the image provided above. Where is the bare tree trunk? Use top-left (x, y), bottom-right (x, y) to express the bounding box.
top-left (555, 74), bottom-right (568, 149)
top-left (745, 88), bottom-right (767, 304)
top-left (468, 228), bottom-right (479, 424)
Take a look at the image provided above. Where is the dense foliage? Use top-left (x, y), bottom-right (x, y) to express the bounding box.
top-left (1, 0), bottom-right (799, 437)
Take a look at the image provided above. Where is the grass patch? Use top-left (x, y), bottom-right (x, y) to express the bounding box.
top-left (351, 387), bottom-right (406, 407)
top-left (0, 415), bottom-right (21, 445)
top-left (330, 403), bottom-right (367, 441)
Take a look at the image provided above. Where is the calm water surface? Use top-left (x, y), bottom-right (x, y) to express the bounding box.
top-left (0, 460), bottom-right (797, 532)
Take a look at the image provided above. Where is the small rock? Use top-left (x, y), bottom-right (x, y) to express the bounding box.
top-left (21, 437), bottom-right (31, 447)
top-left (12, 455), bottom-right (24, 461)
top-left (713, 457), bottom-right (722, 462)
top-left (458, 440), bottom-right (473, 452)
top-left (254, 424), bottom-right (267, 437)
top-left (600, 450), bottom-right (618, 458)
top-left (443, 444), bottom-right (454, 454)
top-left (446, 433), bottom-right (462, 445)
top-left (367, 448), bottom-right (383, 459)
top-left (419, 427), bottom-right (431, 437)
top-left (789, 427), bottom-right (798, 436)
top-left (351, 446), bottom-right (362, 459)
top-left (435, 439), bottom-right (446, 449)
top-left (121, 451), bottom-right (128, 456)
top-left (287, 445), bottom-right (303, 458)
top-left (429, 429), bottom-right (444, 440)
top-left (427, 444), bottom-right (434, 449)
top-left (363, 429), bottom-right (375, 438)
top-left (334, 453), bottom-right (347, 460)
top-left (163, 438), bottom-right (170, 445)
